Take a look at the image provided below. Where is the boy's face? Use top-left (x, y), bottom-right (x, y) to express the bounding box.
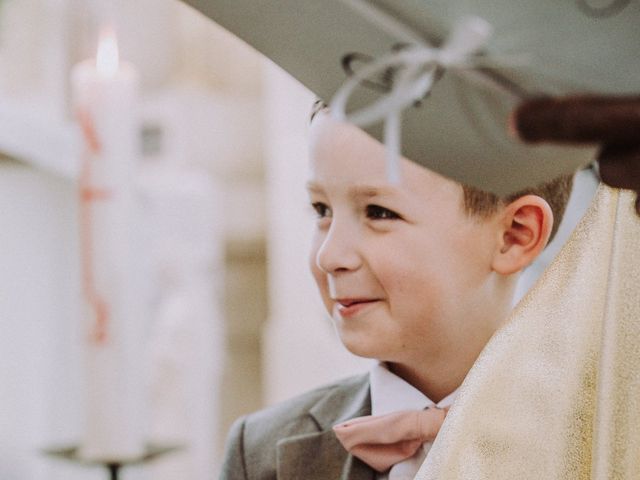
top-left (307, 113), bottom-right (504, 366)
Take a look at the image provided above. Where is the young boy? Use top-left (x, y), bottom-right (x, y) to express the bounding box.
top-left (219, 106), bottom-right (573, 480)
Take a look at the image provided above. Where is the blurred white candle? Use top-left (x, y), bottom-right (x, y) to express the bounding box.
top-left (71, 27), bottom-right (145, 462)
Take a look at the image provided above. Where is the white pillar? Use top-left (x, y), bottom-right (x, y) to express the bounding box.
top-left (140, 162), bottom-right (225, 480)
top-left (0, 158), bottom-right (99, 480)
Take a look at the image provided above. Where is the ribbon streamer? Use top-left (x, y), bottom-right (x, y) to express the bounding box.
top-left (331, 0), bottom-right (494, 183)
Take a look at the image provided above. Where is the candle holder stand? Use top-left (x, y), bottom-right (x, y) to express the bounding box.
top-left (43, 443), bottom-right (183, 480)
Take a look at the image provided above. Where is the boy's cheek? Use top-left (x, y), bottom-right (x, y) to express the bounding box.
top-left (375, 256), bottom-right (431, 291)
top-left (311, 266), bottom-right (328, 294)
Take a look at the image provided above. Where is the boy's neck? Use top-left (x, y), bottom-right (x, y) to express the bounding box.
top-left (387, 357), bottom-right (471, 404)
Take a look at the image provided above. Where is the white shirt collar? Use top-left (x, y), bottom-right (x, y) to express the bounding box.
top-left (369, 362), bottom-right (459, 416)
top-left (369, 362), bottom-right (459, 480)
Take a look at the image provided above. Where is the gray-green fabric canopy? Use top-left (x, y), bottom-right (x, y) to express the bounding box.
top-left (181, 0), bottom-right (639, 194)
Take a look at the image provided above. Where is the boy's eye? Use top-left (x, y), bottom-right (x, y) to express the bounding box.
top-left (311, 202), bottom-right (332, 219)
top-left (366, 204), bottom-right (401, 220)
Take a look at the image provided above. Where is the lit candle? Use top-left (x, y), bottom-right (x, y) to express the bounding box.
top-left (71, 27), bottom-right (145, 462)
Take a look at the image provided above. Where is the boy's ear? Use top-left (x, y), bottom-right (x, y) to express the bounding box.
top-left (491, 195), bottom-right (553, 275)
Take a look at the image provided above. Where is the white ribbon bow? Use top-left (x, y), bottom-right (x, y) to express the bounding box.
top-left (330, 0), bottom-right (494, 183)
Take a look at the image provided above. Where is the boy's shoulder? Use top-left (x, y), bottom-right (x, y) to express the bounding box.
top-left (220, 373), bottom-right (371, 480)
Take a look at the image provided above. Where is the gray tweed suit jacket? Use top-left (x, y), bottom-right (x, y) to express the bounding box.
top-left (219, 373), bottom-right (376, 480)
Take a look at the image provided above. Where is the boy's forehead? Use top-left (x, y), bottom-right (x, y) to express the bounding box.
top-left (308, 112), bottom-right (461, 197)
top-left (309, 113), bottom-right (384, 166)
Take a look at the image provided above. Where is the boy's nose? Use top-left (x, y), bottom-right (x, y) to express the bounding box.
top-left (315, 222), bottom-right (362, 274)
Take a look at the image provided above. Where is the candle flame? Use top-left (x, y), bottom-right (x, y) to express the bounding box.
top-left (96, 27), bottom-right (119, 77)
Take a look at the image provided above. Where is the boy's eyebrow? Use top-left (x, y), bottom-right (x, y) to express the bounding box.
top-left (305, 181), bottom-right (397, 198)
top-left (348, 185), bottom-right (397, 199)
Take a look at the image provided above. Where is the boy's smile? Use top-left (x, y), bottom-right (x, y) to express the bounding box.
top-left (306, 112), bottom-right (509, 384)
top-left (333, 297), bottom-right (383, 319)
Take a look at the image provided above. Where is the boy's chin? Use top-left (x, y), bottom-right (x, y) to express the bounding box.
top-left (336, 330), bottom-right (392, 361)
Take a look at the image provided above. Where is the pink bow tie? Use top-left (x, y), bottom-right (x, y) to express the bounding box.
top-left (333, 407), bottom-right (449, 472)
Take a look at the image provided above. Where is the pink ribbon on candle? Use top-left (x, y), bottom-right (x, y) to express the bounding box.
top-left (77, 108), bottom-right (112, 345)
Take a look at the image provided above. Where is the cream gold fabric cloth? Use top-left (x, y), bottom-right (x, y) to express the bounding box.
top-left (416, 185), bottom-right (640, 479)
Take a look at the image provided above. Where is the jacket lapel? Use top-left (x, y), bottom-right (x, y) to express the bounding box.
top-left (276, 374), bottom-right (375, 480)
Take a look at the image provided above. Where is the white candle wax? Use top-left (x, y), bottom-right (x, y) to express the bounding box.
top-left (71, 33), bottom-right (145, 462)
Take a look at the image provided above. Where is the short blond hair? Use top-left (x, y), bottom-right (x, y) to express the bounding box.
top-left (462, 175), bottom-right (574, 243)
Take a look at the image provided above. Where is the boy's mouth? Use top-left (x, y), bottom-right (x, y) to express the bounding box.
top-left (333, 298), bottom-right (380, 318)
top-left (335, 298), bottom-right (377, 307)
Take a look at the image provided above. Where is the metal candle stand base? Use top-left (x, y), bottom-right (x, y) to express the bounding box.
top-left (43, 444), bottom-right (183, 480)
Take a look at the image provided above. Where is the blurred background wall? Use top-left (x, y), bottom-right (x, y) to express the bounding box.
top-left (0, 1), bottom-right (596, 479)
